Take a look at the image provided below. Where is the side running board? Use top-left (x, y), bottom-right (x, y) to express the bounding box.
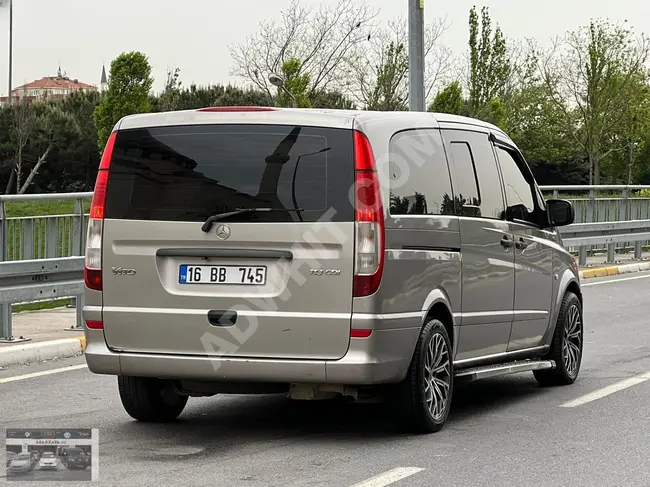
top-left (454, 360), bottom-right (556, 383)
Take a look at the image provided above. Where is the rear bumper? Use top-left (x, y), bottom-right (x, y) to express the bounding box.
top-left (84, 321), bottom-right (420, 385)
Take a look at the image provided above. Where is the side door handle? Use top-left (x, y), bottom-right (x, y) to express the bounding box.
top-left (515, 237), bottom-right (529, 250)
top-left (500, 235), bottom-right (514, 248)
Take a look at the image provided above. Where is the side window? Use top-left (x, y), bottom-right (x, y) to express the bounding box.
top-left (389, 129), bottom-right (455, 216)
top-left (445, 130), bottom-right (505, 220)
top-left (448, 142), bottom-right (480, 217)
top-left (495, 146), bottom-right (537, 224)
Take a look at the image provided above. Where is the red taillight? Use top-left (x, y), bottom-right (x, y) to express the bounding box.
top-left (85, 320), bottom-right (104, 330)
top-left (352, 130), bottom-right (385, 298)
top-left (197, 106), bottom-right (276, 112)
top-left (85, 132), bottom-right (116, 291)
top-left (84, 267), bottom-right (102, 291)
top-left (351, 329), bottom-right (373, 338)
top-left (90, 131), bottom-right (116, 219)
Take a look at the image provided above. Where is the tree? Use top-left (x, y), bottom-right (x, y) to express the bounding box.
top-left (229, 0), bottom-right (377, 101)
top-left (156, 67), bottom-right (183, 113)
top-left (429, 81), bottom-right (464, 115)
top-left (602, 71), bottom-right (650, 183)
top-left (538, 19), bottom-right (650, 184)
top-left (93, 51), bottom-right (154, 151)
top-left (5, 100), bottom-right (78, 194)
top-left (276, 59), bottom-right (311, 108)
top-left (466, 6), bottom-right (511, 123)
top-left (348, 16), bottom-right (453, 109)
top-left (151, 68), bottom-right (272, 112)
top-left (365, 41), bottom-right (409, 111)
top-left (310, 89), bottom-right (356, 109)
top-left (55, 90), bottom-right (102, 191)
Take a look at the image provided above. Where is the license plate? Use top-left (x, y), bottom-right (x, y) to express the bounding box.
top-left (179, 265), bottom-right (267, 285)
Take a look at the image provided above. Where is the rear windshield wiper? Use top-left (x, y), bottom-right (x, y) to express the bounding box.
top-left (201, 208), bottom-right (305, 232)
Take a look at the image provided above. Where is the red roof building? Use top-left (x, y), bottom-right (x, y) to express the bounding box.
top-left (0, 66), bottom-right (101, 105)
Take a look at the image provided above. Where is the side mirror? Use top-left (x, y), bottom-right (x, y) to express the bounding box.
top-left (545, 199), bottom-right (574, 227)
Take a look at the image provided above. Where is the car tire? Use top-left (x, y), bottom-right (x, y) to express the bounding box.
top-left (118, 376), bottom-right (188, 422)
top-left (534, 291), bottom-right (583, 387)
top-left (391, 319), bottom-right (454, 433)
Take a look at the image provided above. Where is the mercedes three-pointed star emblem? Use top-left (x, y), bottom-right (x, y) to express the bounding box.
top-left (215, 224), bottom-right (231, 240)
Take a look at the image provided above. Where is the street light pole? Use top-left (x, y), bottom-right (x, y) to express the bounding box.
top-left (268, 73), bottom-right (298, 108)
top-left (7, 0), bottom-right (13, 105)
top-left (408, 0), bottom-right (425, 112)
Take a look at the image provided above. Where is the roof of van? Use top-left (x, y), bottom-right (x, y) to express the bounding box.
top-left (115, 107), bottom-right (509, 139)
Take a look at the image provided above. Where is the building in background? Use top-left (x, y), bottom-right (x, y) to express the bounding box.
top-left (0, 65), bottom-right (106, 105)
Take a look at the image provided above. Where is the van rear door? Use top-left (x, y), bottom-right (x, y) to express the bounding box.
top-left (100, 122), bottom-right (356, 360)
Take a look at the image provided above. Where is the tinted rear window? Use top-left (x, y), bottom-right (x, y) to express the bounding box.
top-left (105, 124), bottom-right (355, 223)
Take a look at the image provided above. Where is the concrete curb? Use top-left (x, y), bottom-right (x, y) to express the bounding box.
top-left (0, 336), bottom-right (86, 368)
top-left (580, 261), bottom-right (650, 280)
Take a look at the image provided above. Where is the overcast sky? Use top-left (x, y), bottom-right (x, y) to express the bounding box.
top-left (0, 0), bottom-right (648, 96)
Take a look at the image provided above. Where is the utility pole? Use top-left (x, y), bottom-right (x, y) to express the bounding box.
top-left (7, 0), bottom-right (13, 105)
top-left (408, 0), bottom-right (425, 111)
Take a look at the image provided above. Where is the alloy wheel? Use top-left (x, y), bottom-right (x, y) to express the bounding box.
top-left (563, 304), bottom-right (582, 377)
top-left (423, 333), bottom-right (451, 420)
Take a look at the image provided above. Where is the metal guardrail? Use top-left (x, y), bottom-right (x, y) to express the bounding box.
top-left (0, 193), bottom-right (92, 342)
top-left (540, 185), bottom-right (650, 264)
top-left (0, 187), bottom-right (649, 342)
top-left (0, 257), bottom-right (85, 342)
top-left (559, 220), bottom-right (650, 265)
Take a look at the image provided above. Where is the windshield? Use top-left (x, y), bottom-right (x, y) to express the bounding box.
top-left (42, 452), bottom-right (55, 458)
top-left (105, 124), bottom-right (355, 223)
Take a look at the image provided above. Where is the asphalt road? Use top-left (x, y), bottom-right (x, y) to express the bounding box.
top-left (2, 272), bottom-right (650, 487)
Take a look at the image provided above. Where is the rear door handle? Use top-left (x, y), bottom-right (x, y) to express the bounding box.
top-left (500, 235), bottom-right (514, 248)
top-left (515, 237), bottom-right (529, 250)
top-left (207, 310), bottom-right (237, 327)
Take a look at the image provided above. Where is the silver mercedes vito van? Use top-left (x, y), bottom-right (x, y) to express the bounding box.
top-left (83, 107), bottom-right (583, 433)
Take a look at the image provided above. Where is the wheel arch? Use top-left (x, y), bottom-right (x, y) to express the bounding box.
top-left (421, 288), bottom-right (457, 354)
top-left (544, 270), bottom-right (582, 346)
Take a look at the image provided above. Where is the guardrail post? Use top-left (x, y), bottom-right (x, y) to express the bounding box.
top-left (578, 246), bottom-right (587, 267)
top-left (21, 218), bottom-right (35, 260)
top-left (72, 197), bottom-right (85, 256)
top-left (0, 200), bottom-right (29, 343)
top-left (66, 198), bottom-right (85, 318)
top-left (0, 200), bottom-right (10, 341)
top-left (584, 189), bottom-right (596, 262)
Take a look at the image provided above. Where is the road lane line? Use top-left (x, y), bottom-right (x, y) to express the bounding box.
top-left (0, 364), bottom-right (87, 384)
top-left (582, 274), bottom-right (650, 287)
top-left (560, 372), bottom-right (650, 408)
top-left (350, 467), bottom-right (425, 487)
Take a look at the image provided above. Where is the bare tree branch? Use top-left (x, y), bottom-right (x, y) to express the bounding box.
top-left (229, 0), bottom-right (378, 96)
top-left (346, 16), bottom-right (452, 108)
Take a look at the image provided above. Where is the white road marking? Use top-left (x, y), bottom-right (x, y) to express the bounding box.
top-left (560, 371), bottom-right (650, 408)
top-left (0, 364), bottom-right (87, 384)
top-left (350, 467), bottom-right (425, 487)
top-left (582, 274), bottom-right (650, 287)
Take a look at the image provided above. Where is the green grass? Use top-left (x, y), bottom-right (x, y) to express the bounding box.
top-left (5, 199), bottom-right (91, 218)
top-left (12, 298), bottom-right (72, 313)
top-left (3, 199), bottom-right (90, 312)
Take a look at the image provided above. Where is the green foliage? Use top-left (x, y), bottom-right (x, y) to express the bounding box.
top-left (151, 69), bottom-right (271, 112)
top-left (539, 19), bottom-right (650, 184)
top-left (429, 81), bottom-right (464, 115)
top-left (310, 90), bottom-right (357, 109)
top-left (467, 6), bottom-right (510, 122)
top-left (93, 51), bottom-right (154, 151)
top-left (277, 59), bottom-right (312, 108)
top-left (367, 42), bottom-right (409, 111)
